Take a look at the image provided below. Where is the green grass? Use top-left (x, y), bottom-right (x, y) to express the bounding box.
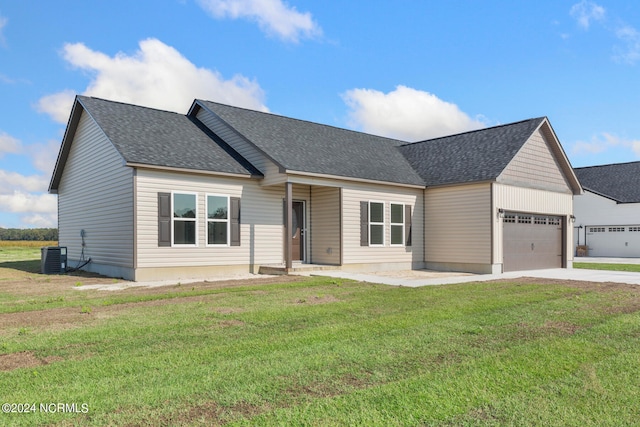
top-left (1, 269), bottom-right (639, 425)
top-left (0, 241), bottom-right (57, 263)
top-left (574, 262), bottom-right (640, 272)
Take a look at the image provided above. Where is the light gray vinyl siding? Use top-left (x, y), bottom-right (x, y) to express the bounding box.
top-left (310, 186), bottom-right (341, 265)
top-left (425, 183), bottom-right (491, 264)
top-left (135, 169), bottom-right (283, 268)
top-left (341, 184), bottom-right (423, 266)
top-left (498, 129), bottom-right (572, 194)
top-left (57, 111), bottom-right (134, 267)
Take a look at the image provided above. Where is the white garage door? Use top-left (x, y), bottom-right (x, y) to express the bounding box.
top-left (585, 225), bottom-right (640, 257)
top-left (503, 212), bottom-right (563, 272)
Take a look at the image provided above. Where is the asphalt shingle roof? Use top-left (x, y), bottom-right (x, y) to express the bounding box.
top-left (397, 118), bottom-right (546, 186)
top-left (574, 161), bottom-right (640, 203)
top-left (78, 96), bottom-right (260, 176)
top-left (196, 100), bottom-right (426, 186)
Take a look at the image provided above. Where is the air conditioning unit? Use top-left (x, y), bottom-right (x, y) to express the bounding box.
top-left (41, 247), bottom-right (67, 274)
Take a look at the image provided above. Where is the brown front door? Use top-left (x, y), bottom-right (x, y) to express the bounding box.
top-left (291, 201), bottom-right (304, 261)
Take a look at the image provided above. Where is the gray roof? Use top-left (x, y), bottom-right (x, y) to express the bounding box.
top-left (195, 100), bottom-right (426, 186)
top-left (397, 118), bottom-right (546, 186)
top-left (77, 96), bottom-right (260, 176)
top-left (574, 161), bottom-right (640, 203)
top-left (52, 97), bottom-right (574, 195)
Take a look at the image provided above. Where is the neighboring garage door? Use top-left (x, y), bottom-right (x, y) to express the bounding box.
top-left (503, 212), bottom-right (563, 272)
top-left (585, 225), bottom-right (640, 257)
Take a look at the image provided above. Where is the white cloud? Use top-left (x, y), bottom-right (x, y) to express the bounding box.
top-left (0, 170), bottom-right (49, 194)
top-left (0, 191), bottom-right (57, 214)
top-left (569, 2), bottom-right (640, 65)
top-left (572, 132), bottom-right (640, 156)
top-left (342, 85), bottom-right (486, 141)
top-left (613, 24), bottom-right (640, 64)
top-left (30, 140), bottom-right (61, 175)
top-left (0, 131), bottom-right (22, 156)
top-left (36, 90), bottom-right (76, 124)
top-left (20, 213), bottom-right (57, 228)
top-left (197, 0), bottom-right (321, 43)
top-left (570, 1), bottom-right (605, 29)
top-left (37, 38), bottom-right (268, 124)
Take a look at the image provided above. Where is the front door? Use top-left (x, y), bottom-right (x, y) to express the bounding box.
top-left (291, 201), bottom-right (305, 261)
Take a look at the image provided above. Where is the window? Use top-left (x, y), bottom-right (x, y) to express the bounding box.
top-left (589, 227), bottom-right (605, 233)
top-left (504, 214), bottom-right (516, 223)
top-left (630, 227), bottom-right (640, 232)
top-left (518, 215), bottom-right (532, 224)
top-left (173, 192), bottom-right (197, 245)
top-left (207, 195), bottom-right (229, 245)
top-left (534, 216), bottom-right (547, 225)
top-left (369, 201), bottom-right (384, 246)
top-left (548, 217), bottom-right (561, 226)
top-left (609, 227), bottom-right (625, 232)
top-left (390, 203), bottom-right (404, 246)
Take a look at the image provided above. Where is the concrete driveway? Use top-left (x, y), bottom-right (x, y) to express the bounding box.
top-left (310, 258), bottom-right (640, 287)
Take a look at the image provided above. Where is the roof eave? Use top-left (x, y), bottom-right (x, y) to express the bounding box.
top-left (126, 162), bottom-right (262, 179)
top-left (48, 96), bottom-right (83, 193)
top-left (582, 188), bottom-right (628, 204)
top-left (538, 118), bottom-right (583, 195)
top-left (285, 169), bottom-right (425, 189)
top-left (425, 179), bottom-right (496, 189)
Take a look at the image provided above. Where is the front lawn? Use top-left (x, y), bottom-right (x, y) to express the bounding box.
top-left (0, 266), bottom-right (639, 425)
top-left (574, 262), bottom-right (640, 272)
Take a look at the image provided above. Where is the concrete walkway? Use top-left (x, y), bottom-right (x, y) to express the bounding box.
top-left (307, 263), bottom-right (640, 287)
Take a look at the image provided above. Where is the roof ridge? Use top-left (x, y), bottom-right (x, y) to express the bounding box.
top-left (399, 117), bottom-right (546, 147)
top-left (196, 99), bottom-right (408, 144)
top-left (79, 95), bottom-right (184, 116)
top-left (574, 160), bottom-right (640, 170)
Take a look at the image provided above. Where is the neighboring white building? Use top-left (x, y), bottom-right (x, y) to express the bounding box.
top-left (573, 162), bottom-right (640, 257)
top-left (49, 96), bottom-right (582, 281)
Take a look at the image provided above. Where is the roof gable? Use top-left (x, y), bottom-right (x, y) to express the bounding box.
top-left (498, 122), bottom-right (573, 193)
top-left (398, 118), bottom-right (546, 186)
top-left (194, 100), bottom-right (425, 187)
top-left (50, 97), bottom-right (261, 192)
top-left (574, 161), bottom-right (640, 203)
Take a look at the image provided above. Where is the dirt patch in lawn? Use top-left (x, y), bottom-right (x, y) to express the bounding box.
top-left (0, 351), bottom-right (63, 372)
top-left (0, 306), bottom-right (95, 332)
top-left (294, 294), bottom-right (341, 305)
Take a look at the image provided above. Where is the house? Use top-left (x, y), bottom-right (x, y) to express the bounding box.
top-left (573, 161), bottom-right (640, 257)
top-left (49, 96), bottom-right (582, 281)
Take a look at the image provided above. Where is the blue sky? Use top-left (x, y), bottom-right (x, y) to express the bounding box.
top-left (1, 0), bottom-right (639, 228)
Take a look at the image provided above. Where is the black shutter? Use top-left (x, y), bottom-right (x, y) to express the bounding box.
top-left (158, 192), bottom-right (171, 247)
top-left (405, 205), bottom-right (412, 247)
top-left (230, 197), bottom-right (241, 246)
top-left (360, 201), bottom-right (369, 247)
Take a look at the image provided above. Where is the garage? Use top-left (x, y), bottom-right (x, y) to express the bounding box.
top-left (584, 225), bottom-right (640, 257)
top-left (503, 212), bottom-right (563, 272)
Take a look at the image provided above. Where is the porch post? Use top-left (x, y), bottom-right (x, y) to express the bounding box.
top-left (285, 181), bottom-right (293, 270)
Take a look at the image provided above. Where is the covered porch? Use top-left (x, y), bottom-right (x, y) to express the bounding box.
top-left (271, 181), bottom-right (343, 274)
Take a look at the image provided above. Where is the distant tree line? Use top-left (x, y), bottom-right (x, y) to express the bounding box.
top-left (0, 228), bottom-right (58, 241)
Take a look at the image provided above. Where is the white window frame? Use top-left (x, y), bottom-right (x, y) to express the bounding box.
top-left (369, 200), bottom-right (385, 247)
top-left (171, 191), bottom-right (198, 247)
top-left (206, 194), bottom-right (230, 247)
top-left (390, 202), bottom-right (405, 247)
